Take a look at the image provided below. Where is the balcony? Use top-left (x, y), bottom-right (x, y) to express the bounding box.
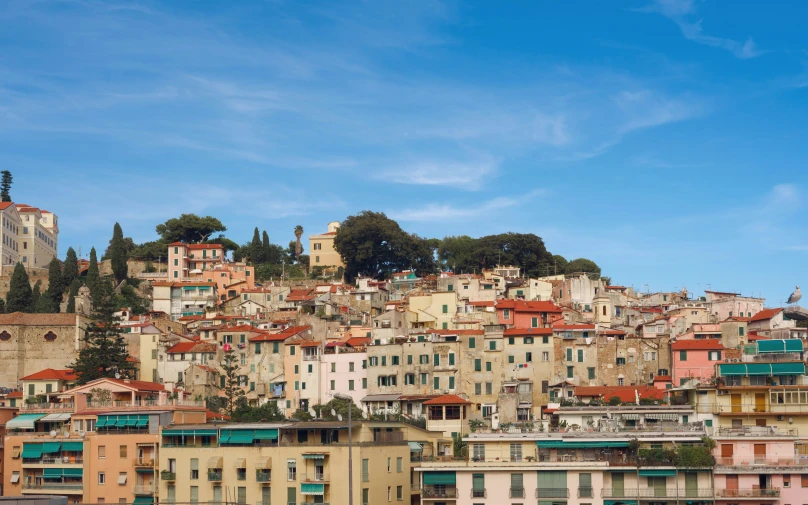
top-left (20, 402), bottom-right (75, 412)
top-left (256, 470), bottom-right (271, 483)
top-left (537, 488), bottom-right (570, 498)
top-left (716, 426), bottom-right (798, 437)
top-left (421, 486), bottom-right (457, 499)
top-left (301, 472), bottom-right (329, 483)
top-left (22, 483), bottom-right (84, 493)
top-left (602, 488), bottom-right (640, 498)
top-left (716, 488), bottom-right (780, 499)
top-left (161, 471), bottom-right (176, 481)
top-left (470, 489), bottom-right (486, 498)
top-left (716, 456), bottom-right (808, 468)
top-left (134, 458), bottom-right (156, 468)
top-left (133, 484), bottom-right (156, 495)
top-left (509, 487), bottom-right (526, 498)
top-left (23, 456), bottom-right (84, 465)
top-left (578, 487), bottom-right (594, 498)
top-left (302, 354), bottom-right (321, 361)
top-left (208, 470), bottom-right (223, 481)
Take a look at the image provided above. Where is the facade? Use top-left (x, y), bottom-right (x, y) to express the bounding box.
top-left (671, 339), bottom-right (725, 386)
top-left (308, 222), bottom-right (343, 269)
top-left (15, 204), bottom-right (58, 271)
top-left (0, 203), bottom-right (21, 273)
top-left (151, 282), bottom-right (218, 321)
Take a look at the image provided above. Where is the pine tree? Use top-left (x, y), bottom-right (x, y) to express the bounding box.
top-left (262, 231), bottom-right (271, 264)
top-left (220, 348), bottom-right (246, 417)
top-left (70, 279), bottom-right (136, 385)
top-left (65, 279), bottom-right (81, 314)
top-left (46, 258), bottom-right (63, 312)
top-left (5, 263), bottom-right (32, 312)
top-left (110, 223), bottom-right (129, 283)
top-left (0, 298), bottom-right (6, 314)
top-left (250, 227), bottom-right (262, 263)
top-left (35, 291), bottom-right (55, 313)
top-left (0, 170), bottom-right (12, 202)
top-left (30, 281), bottom-right (42, 313)
top-left (87, 247), bottom-right (99, 299)
top-left (62, 247), bottom-right (79, 288)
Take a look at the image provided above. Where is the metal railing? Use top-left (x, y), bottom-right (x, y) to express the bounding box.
top-left (300, 472), bottom-right (329, 482)
top-left (536, 488), bottom-right (569, 498)
top-left (20, 402), bottom-right (75, 411)
top-left (256, 470), bottom-right (271, 482)
top-left (410, 483), bottom-right (420, 491)
top-left (510, 487), bottom-right (526, 498)
top-left (134, 458), bottom-right (156, 467)
top-left (421, 486), bottom-right (457, 498)
top-left (716, 426), bottom-right (798, 437)
top-left (578, 487), bottom-right (594, 498)
top-left (133, 485), bottom-right (156, 495)
top-left (470, 488), bottom-right (486, 498)
top-left (716, 488), bottom-right (780, 498)
top-left (23, 457), bottom-right (84, 465)
top-left (161, 472), bottom-right (176, 480)
top-left (602, 488), bottom-right (639, 498)
top-left (23, 483), bottom-right (84, 491)
top-left (716, 456), bottom-right (808, 467)
top-left (207, 470), bottom-right (223, 481)
top-left (301, 355), bottom-right (320, 361)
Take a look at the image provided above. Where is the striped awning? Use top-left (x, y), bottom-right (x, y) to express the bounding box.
top-left (302, 454), bottom-right (325, 459)
top-left (255, 457), bottom-right (271, 469)
top-left (207, 456), bottom-right (223, 468)
top-left (234, 458), bottom-right (246, 469)
top-left (301, 483), bottom-right (325, 495)
top-left (620, 413), bottom-right (640, 420)
top-left (6, 413), bottom-right (45, 430)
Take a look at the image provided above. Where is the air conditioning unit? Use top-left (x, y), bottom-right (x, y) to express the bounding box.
top-left (724, 358), bottom-right (732, 363)
top-left (717, 390), bottom-right (728, 396)
top-left (777, 415), bottom-right (784, 421)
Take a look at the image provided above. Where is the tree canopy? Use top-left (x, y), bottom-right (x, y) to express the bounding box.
top-left (156, 214), bottom-right (227, 243)
top-left (0, 170), bottom-right (12, 202)
top-left (564, 258), bottom-right (601, 276)
top-left (6, 263), bottom-right (32, 312)
top-left (109, 222), bottom-right (129, 283)
top-left (334, 211), bottom-right (437, 283)
top-left (438, 232), bottom-right (556, 278)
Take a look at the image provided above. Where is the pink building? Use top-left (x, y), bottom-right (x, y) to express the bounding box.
top-left (167, 242), bottom-right (255, 296)
top-left (671, 339), bottom-right (725, 385)
top-left (320, 340), bottom-right (368, 410)
top-left (495, 300), bottom-right (563, 328)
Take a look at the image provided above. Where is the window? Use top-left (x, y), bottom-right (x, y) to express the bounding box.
top-left (330, 380), bottom-right (335, 391)
top-left (579, 473), bottom-right (593, 497)
top-left (578, 349), bottom-right (584, 362)
top-left (434, 377), bottom-right (440, 390)
top-left (503, 309), bottom-right (511, 320)
top-left (511, 473), bottom-right (525, 497)
top-left (191, 458), bottom-right (199, 479)
top-left (526, 352), bottom-right (533, 362)
top-left (362, 378), bottom-right (367, 389)
top-left (396, 457), bottom-right (402, 472)
top-left (802, 475), bottom-right (808, 487)
top-left (486, 361), bottom-right (492, 372)
top-left (287, 459), bottom-right (297, 481)
top-left (331, 362), bottom-right (336, 372)
top-left (118, 472), bottom-right (127, 485)
top-left (396, 485), bottom-right (403, 500)
top-left (616, 357), bottom-right (626, 365)
top-left (542, 351), bottom-right (549, 361)
top-left (510, 443), bottom-right (522, 462)
top-left (618, 377), bottom-right (624, 386)
top-left (474, 359), bottom-right (482, 371)
top-left (449, 376), bottom-right (455, 389)
top-left (588, 367), bottom-right (596, 379)
top-left (739, 326), bottom-right (745, 336)
top-left (273, 342), bottom-right (279, 353)
top-left (442, 304), bottom-right (448, 314)
top-left (99, 472), bottom-right (106, 484)
top-left (489, 340), bottom-right (496, 350)
top-left (472, 473), bottom-right (485, 497)
top-left (433, 353), bottom-right (440, 366)
top-left (709, 351), bottom-right (722, 361)
top-left (531, 317), bottom-right (538, 328)
top-left (485, 382), bottom-right (493, 395)
top-left (362, 459), bottom-right (370, 482)
top-left (784, 475), bottom-right (791, 488)
top-left (294, 365), bottom-right (299, 374)
top-left (98, 445), bottom-right (106, 458)
top-left (420, 354), bottom-right (429, 364)
top-left (119, 445), bottom-right (127, 458)
top-left (567, 366), bottom-right (574, 378)
top-left (473, 443), bottom-right (485, 460)
top-left (469, 337), bottom-right (476, 348)
top-left (566, 348), bottom-right (572, 361)
top-left (525, 336), bottom-right (534, 344)
top-left (290, 346), bottom-right (295, 356)
top-left (350, 361), bottom-right (355, 372)
top-left (509, 355), bottom-right (515, 363)
top-left (348, 380), bottom-right (355, 391)
top-left (475, 383), bottom-right (481, 395)
top-left (449, 353), bottom-right (455, 365)
top-left (680, 350), bottom-right (687, 361)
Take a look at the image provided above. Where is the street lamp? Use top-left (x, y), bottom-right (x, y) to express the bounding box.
top-left (333, 393), bottom-right (354, 505)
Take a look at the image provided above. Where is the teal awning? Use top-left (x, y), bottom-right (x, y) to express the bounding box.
top-left (61, 441), bottom-right (84, 452)
top-left (21, 444), bottom-right (43, 459)
top-left (218, 433), bottom-right (230, 444)
top-left (163, 429), bottom-right (218, 436)
top-left (254, 429), bottom-right (278, 440)
top-left (536, 440), bottom-right (629, 448)
top-left (758, 339), bottom-right (803, 353)
top-left (182, 286), bottom-right (197, 291)
top-left (409, 442), bottom-right (423, 452)
top-left (220, 430), bottom-right (254, 444)
top-left (132, 497), bottom-right (154, 505)
top-left (43, 468), bottom-right (63, 479)
top-left (773, 362), bottom-right (805, 375)
top-left (98, 414), bottom-right (148, 429)
top-left (302, 454), bottom-right (325, 459)
top-left (197, 286), bottom-right (211, 291)
top-left (63, 468), bottom-right (83, 477)
top-left (639, 469), bottom-right (676, 477)
top-left (747, 363), bottom-right (774, 376)
top-left (95, 417), bottom-right (108, 428)
top-left (605, 501), bottom-right (638, 505)
top-left (719, 363), bottom-right (748, 376)
top-left (423, 471), bottom-right (456, 485)
top-left (136, 468), bottom-right (154, 474)
top-left (42, 442), bottom-right (62, 453)
top-left (301, 483), bottom-right (324, 495)
top-left (6, 413), bottom-right (45, 430)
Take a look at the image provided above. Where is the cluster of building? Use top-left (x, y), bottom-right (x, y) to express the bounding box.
top-left (2, 221), bottom-right (808, 505)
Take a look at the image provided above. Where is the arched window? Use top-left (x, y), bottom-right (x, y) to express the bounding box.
top-left (602, 305), bottom-right (607, 316)
top-left (44, 331), bottom-right (57, 342)
top-left (0, 331), bottom-right (10, 341)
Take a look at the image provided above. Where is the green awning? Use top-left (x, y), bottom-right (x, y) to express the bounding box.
top-left (773, 362), bottom-right (805, 375)
top-left (136, 468), bottom-right (154, 474)
top-left (221, 431), bottom-right (254, 444)
top-left (132, 497), bottom-right (154, 505)
top-left (21, 444), bottom-right (43, 459)
top-left (747, 363), bottom-right (774, 376)
top-left (42, 442), bottom-right (62, 453)
top-left (719, 363), bottom-right (748, 376)
top-left (409, 442), bottom-right (423, 452)
top-left (638, 469), bottom-right (676, 477)
top-left (254, 429), bottom-right (278, 440)
top-left (135, 419), bottom-right (148, 428)
top-left (43, 468), bottom-right (63, 479)
top-left (61, 441), bottom-right (84, 452)
top-left (163, 429), bottom-right (218, 436)
top-left (423, 471), bottom-right (456, 485)
top-left (536, 441), bottom-right (629, 448)
top-left (182, 286), bottom-right (197, 291)
top-left (6, 413), bottom-right (45, 430)
top-left (607, 468), bottom-right (634, 472)
top-left (95, 418), bottom-right (107, 428)
top-left (605, 501), bottom-right (638, 505)
top-left (758, 339), bottom-right (803, 353)
top-left (302, 454), bottom-right (325, 459)
top-left (125, 418), bottom-right (139, 427)
top-left (300, 483), bottom-right (324, 495)
top-left (218, 433), bottom-right (230, 444)
top-left (63, 468), bottom-right (83, 477)
top-left (197, 286), bottom-right (211, 291)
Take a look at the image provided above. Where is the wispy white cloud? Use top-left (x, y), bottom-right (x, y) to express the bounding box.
top-left (377, 156), bottom-right (500, 191)
top-left (639, 0), bottom-right (764, 59)
top-left (391, 189), bottom-right (545, 221)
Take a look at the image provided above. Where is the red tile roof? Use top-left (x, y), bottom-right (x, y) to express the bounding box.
top-left (423, 394), bottom-right (471, 405)
top-left (430, 329), bottom-right (484, 336)
top-left (248, 325), bottom-right (311, 342)
top-left (287, 288), bottom-right (316, 301)
top-left (747, 332), bottom-right (770, 341)
top-left (206, 409), bottom-right (230, 421)
top-left (654, 375), bottom-right (672, 382)
top-left (749, 308), bottom-right (783, 322)
top-left (218, 324), bottom-right (258, 333)
top-left (671, 339), bottom-right (724, 350)
top-left (166, 341), bottom-right (217, 353)
top-left (99, 378), bottom-right (165, 392)
top-left (496, 300), bottom-right (562, 313)
top-left (346, 337), bottom-right (371, 347)
top-left (8, 391), bottom-right (23, 398)
top-left (574, 386), bottom-right (665, 402)
top-left (0, 202), bottom-right (14, 210)
top-left (21, 369), bottom-right (77, 381)
top-left (300, 341), bottom-right (321, 348)
top-left (503, 327), bottom-right (553, 336)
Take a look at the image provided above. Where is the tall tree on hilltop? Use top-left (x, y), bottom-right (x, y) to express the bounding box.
top-left (65, 278), bottom-right (81, 314)
top-left (46, 258), bottom-right (63, 312)
top-left (109, 223), bottom-right (129, 283)
top-left (294, 225), bottom-right (304, 260)
top-left (6, 263), bottom-right (32, 312)
top-left (220, 348), bottom-right (245, 417)
top-left (0, 170), bottom-right (12, 202)
top-left (155, 214), bottom-right (226, 243)
top-left (87, 247), bottom-right (99, 299)
top-left (0, 298), bottom-right (5, 314)
top-left (62, 247), bottom-right (79, 287)
top-left (262, 231), bottom-right (271, 264)
top-left (71, 279), bottom-right (136, 385)
top-left (30, 281), bottom-right (42, 313)
top-left (249, 227), bottom-right (262, 263)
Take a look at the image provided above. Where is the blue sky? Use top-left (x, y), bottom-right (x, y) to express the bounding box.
top-left (2, 0), bottom-right (807, 305)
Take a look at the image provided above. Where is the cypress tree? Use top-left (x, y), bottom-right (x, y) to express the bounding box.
top-left (35, 290), bottom-right (56, 313)
top-left (87, 247), bottom-right (99, 299)
top-left (0, 298), bottom-right (5, 314)
top-left (262, 231), bottom-right (271, 263)
top-left (46, 258), bottom-right (63, 311)
top-left (70, 279), bottom-right (136, 385)
top-left (0, 170), bottom-right (12, 202)
top-left (5, 263), bottom-right (32, 312)
top-left (110, 223), bottom-right (129, 283)
top-left (65, 279), bottom-right (81, 314)
top-left (250, 227), bottom-right (262, 263)
top-left (221, 348), bottom-right (246, 417)
top-left (30, 281), bottom-right (42, 313)
top-left (62, 247), bottom-right (79, 287)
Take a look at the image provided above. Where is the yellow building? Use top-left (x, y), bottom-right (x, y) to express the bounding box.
top-left (159, 420), bottom-right (438, 505)
top-left (309, 222), bottom-right (344, 269)
top-left (408, 292), bottom-right (459, 330)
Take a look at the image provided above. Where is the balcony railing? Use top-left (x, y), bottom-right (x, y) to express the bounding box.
top-left (410, 483), bottom-right (420, 491)
top-left (133, 484), bottom-right (156, 495)
top-left (716, 488), bottom-right (780, 498)
top-left (677, 488), bottom-right (716, 498)
top-left (301, 355), bottom-right (320, 361)
top-left (207, 470), bottom-right (223, 481)
top-left (716, 426), bottom-right (798, 437)
top-left (716, 456), bottom-right (808, 467)
top-left (300, 472), bottom-right (329, 483)
top-left (536, 488), bottom-right (569, 498)
top-left (602, 488), bottom-right (640, 498)
top-left (421, 486), bottom-right (457, 499)
top-left (161, 471), bottom-right (176, 481)
top-left (470, 488), bottom-right (486, 498)
top-left (256, 470), bottom-right (271, 482)
top-left (23, 483), bottom-right (84, 491)
top-left (23, 456), bottom-right (84, 465)
top-left (509, 487), bottom-right (526, 498)
top-left (578, 487), bottom-right (594, 498)
top-left (134, 458), bottom-right (156, 467)
top-left (20, 402), bottom-right (75, 411)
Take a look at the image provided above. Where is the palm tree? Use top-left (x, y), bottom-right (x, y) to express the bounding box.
top-left (294, 225), bottom-right (304, 259)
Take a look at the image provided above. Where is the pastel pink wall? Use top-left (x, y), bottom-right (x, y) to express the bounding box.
top-left (672, 350), bottom-right (718, 384)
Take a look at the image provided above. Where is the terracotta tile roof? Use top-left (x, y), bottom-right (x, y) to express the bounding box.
top-left (503, 327), bottom-right (553, 336)
top-left (598, 329), bottom-right (627, 336)
top-left (747, 332), bottom-right (770, 341)
top-left (21, 369), bottom-right (77, 381)
top-left (429, 329), bottom-right (484, 336)
top-left (654, 375), bottom-right (672, 381)
top-left (749, 308), bottom-right (783, 322)
top-left (248, 325), bottom-right (311, 342)
top-left (423, 394), bottom-right (471, 405)
top-left (167, 341), bottom-right (217, 354)
top-left (178, 315), bottom-right (206, 321)
top-left (496, 300), bottom-right (562, 313)
top-left (0, 202), bottom-right (14, 210)
top-left (7, 391), bottom-right (23, 398)
top-left (346, 337), bottom-right (371, 347)
top-left (671, 339), bottom-right (724, 350)
top-left (287, 289), bottom-right (316, 302)
top-left (573, 386), bottom-right (665, 402)
top-left (0, 312), bottom-right (77, 326)
top-left (152, 281), bottom-right (217, 288)
top-left (218, 324), bottom-right (258, 333)
top-left (86, 378), bottom-right (165, 392)
top-left (300, 341), bottom-right (321, 348)
top-left (206, 409), bottom-right (229, 421)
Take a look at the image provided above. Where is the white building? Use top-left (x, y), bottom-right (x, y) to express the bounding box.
top-left (0, 202), bottom-right (22, 273)
top-left (16, 203), bottom-right (58, 270)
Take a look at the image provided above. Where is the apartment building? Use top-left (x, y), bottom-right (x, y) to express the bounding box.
top-left (308, 222), bottom-right (343, 269)
top-left (151, 282), bottom-right (218, 321)
top-left (15, 204), bottom-right (58, 270)
top-left (166, 242), bottom-right (255, 294)
top-left (320, 339), bottom-right (369, 409)
top-left (0, 202), bottom-right (21, 273)
top-left (158, 420), bottom-right (435, 505)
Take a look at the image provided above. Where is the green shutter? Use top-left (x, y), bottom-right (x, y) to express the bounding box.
top-left (680, 350), bottom-right (687, 361)
top-left (433, 377), bottom-right (440, 390)
top-left (423, 472), bottom-right (456, 485)
top-left (578, 349), bottom-right (583, 362)
top-left (449, 377), bottom-right (455, 389)
top-left (469, 337), bottom-right (475, 348)
top-left (472, 473), bottom-right (484, 491)
top-left (566, 348), bottom-right (572, 361)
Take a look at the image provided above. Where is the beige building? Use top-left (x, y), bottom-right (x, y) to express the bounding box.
top-left (408, 292), bottom-right (459, 330)
top-left (309, 222), bottom-right (344, 269)
top-left (151, 281), bottom-right (218, 321)
top-left (0, 202), bottom-right (22, 273)
top-left (15, 204), bottom-right (58, 271)
top-left (158, 420), bottom-right (436, 505)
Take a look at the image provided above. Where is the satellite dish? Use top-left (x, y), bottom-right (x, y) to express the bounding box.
top-left (330, 409), bottom-right (337, 417)
top-left (361, 411), bottom-right (368, 419)
top-left (308, 409), bottom-right (316, 418)
top-left (50, 430), bottom-right (57, 437)
top-left (337, 414), bottom-right (343, 421)
top-left (115, 372), bottom-right (120, 379)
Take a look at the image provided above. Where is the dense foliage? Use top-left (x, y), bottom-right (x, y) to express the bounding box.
top-left (109, 223), bottom-right (129, 283)
top-left (6, 263), bottom-right (32, 312)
